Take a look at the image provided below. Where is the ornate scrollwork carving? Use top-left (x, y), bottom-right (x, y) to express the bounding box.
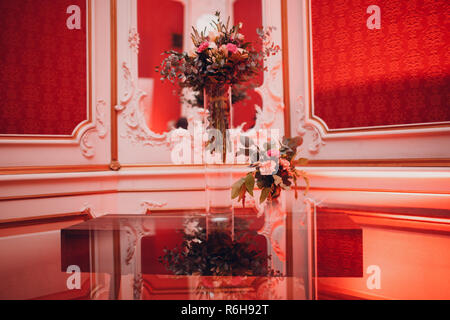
top-left (79, 100), bottom-right (108, 158)
top-left (254, 60), bottom-right (285, 130)
top-left (257, 200), bottom-right (287, 263)
top-left (141, 200), bottom-right (168, 214)
top-left (295, 96), bottom-right (325, 154)
top-left (115, 62), bottom-right (172, 147)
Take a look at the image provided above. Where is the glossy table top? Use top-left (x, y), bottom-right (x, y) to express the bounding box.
top-left (59, 208), bottom-right (313, 300)
top-left (2, 202), bottom-right (446, 300)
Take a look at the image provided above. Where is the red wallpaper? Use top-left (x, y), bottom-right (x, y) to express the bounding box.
top-left (310, 0), bottom-right (450, 130)
top-left (0, 0), bottom-right (87, 135)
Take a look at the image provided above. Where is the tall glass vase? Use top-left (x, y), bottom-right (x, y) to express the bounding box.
top-left (203, 84), bottom-right (234, 239)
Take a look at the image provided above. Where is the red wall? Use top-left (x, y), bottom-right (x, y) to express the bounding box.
top-left (0, 0), bottom-right (87, 135)
top-left (138, 0), bottom-right (184, 134)
top-left (233, 0), bottom-right (263, 130)
top-left (311, 0), bottom-right (450, 130)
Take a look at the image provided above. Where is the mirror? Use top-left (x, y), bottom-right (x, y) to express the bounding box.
top-left (137, 0), bottom-right (184, 134)
top-left (137, 0), bottom-right (263, 135)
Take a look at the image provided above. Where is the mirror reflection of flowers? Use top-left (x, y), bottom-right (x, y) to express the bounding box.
top-left (156, 11), bottom-right (280, 93)
top-left (158, 217), bottom-right (281, 277)
top-left (232, 136), bottom-right (310, 205)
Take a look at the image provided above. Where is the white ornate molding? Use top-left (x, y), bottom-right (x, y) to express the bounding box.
top-left (79, 99), bottom-right (107, 158)
top-left (254, 59), bottom-right (285, 131)
top-left (140, 200), bottom-right (168, 214)
top-left (295, 96), bottom-right (325, 155)
top-left (115, 62), bottom-right (173, 147)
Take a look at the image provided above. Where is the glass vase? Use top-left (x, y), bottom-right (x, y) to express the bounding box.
top-left (203, 84), bottom-right (234, 238)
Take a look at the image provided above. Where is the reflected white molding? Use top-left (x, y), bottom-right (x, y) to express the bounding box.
top-left (80, 100), bottom-right (107, 158)
top-left (141, 200), bottom-right (168, 214)
top-left (295, 96), bottom-right (325, 154)
top-left (80, 203), bottom-right (96, 218)
top-left (257, 199), bottom-right (287, 265)
top-left (122, 218), bottom-right (156, 300)
top-left (133, 273), bottom-right (144, 300)
top-left (90, 282), bottom-right (110, 300)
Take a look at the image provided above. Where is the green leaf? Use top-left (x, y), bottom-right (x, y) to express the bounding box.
top-left (302, 173), bottom-right (310, 195)
top-left (244, 173), bottom-right (255, 196)
top-left (238, 184), bottom-right (247, 203)
top-left (231, 178), bottom-right (245, 199)
top-left (260, 187), bottom-right (271, 204)
top-left (288, 136), bottom-right (303, 149)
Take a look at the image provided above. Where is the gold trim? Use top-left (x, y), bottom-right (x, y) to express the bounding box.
top-left (323, 208), bottom-right (450, 226)
top-left (0, 189), bottom-right (116, 202)
top-left (281, 0), bottom-right (294, 298)
top-left (118, 188), bottom-right (206, 193)
top-left (0, 211), bottom-right (93, 229)
top-left (110, 0), bottom-right (120, 170)
top-left (318, 283), bottom-right (386, 300)
top-left (0, 164), bottom-right (110, 175)
top-left (298, 186), bottom-right (450, 195)
top-left (110, 160), bottom-right (121, 171)
top-left (0, 0), bottom-right (93, 140)
top-left (120, 163), bottom-right (249, 169)
top-left (305, 158), bottom-right (450, 167)
top-left (281, 0), bottom-right (291, 138)
top-left (305, 0), bottom-right (450, 134)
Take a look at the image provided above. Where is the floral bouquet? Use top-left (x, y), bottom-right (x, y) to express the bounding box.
top-left (156, 11), bottom-right (280, 162)
top-left (159, 217), bottom-right (280, 277)
top-left (231, 136), bottom-right (309, 205)
top-left (156, 11), bottom-right (280, 97)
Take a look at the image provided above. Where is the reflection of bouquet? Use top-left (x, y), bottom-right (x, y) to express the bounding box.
top-left (232, 136), bottom-right (309, 205)
top-left (156, 11), bottom-right (280, 93)
top-left (158, 218), bottom-right (280, 277)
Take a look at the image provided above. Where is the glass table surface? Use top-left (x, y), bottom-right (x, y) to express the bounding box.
top-left (0, 200), bottom-right (315, 300)
top-left (1, 200), bottom-right (447, 300)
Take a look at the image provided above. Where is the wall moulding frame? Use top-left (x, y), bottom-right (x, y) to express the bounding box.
top-left (304, 0), bottom-right (450, 136)
top-left (0, 0), bottom-right (93, 142)
top-left (112, 0), bottom-right (287, 166)
top-left (0, 0), bottom-right (112, 170)
top-left (285, 0), bottom-right (450, 166)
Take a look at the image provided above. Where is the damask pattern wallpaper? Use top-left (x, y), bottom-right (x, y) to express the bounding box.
top-left (0, 0), bottom-right (87, 135)
top-left (310, 0), bottom-right (450, 130)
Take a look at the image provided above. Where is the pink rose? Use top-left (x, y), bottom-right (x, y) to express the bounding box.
top-left (260, 160), bottom-right (277, 176)
top-left (267, 149), bottom-right (280, 158)
top-left (226, 43), bottom-right (238, 54)
top-left (197, 41), bottom-right (209, 53)
top-left (279, 158), bottom-right (290, 169)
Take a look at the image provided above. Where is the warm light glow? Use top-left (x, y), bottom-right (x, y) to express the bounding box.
top-left (307, 169), bottom-right (450, 179)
